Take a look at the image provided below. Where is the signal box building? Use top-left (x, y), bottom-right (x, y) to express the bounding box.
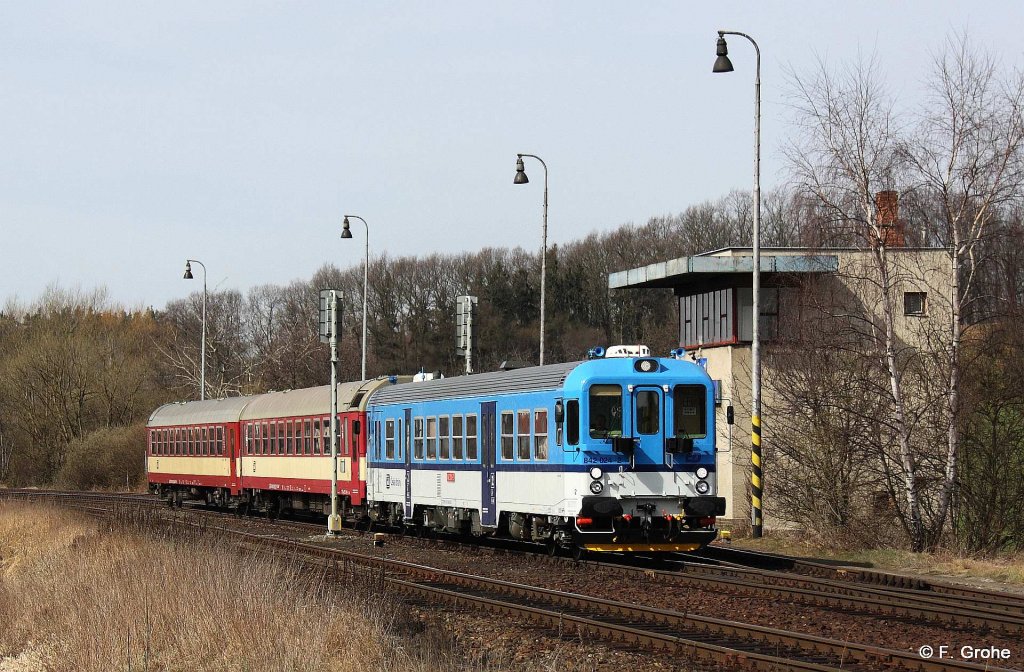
top-left (609, 245), bottom-right (952, 528)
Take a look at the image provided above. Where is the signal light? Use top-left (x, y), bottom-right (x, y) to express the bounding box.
top-left (634, 358), bottom-right (658, 373)
top-left (621, 514), bottom-right (632, 523)
top-left (576, 517), bottom-right (593, 526)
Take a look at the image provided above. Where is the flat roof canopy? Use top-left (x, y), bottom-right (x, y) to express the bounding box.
top-left (608, 251), bottom-right (839, 290)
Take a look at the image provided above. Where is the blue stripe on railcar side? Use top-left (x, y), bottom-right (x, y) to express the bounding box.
top-left (366, 460), bottom-right (715, 474)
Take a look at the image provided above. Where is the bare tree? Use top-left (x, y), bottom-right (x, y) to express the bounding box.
top-left (902, 34), bottom-right (1024, 546)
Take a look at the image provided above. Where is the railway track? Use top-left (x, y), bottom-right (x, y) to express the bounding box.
top-left (4, 489), bottom-right (1021, 671)
top-left (696, 544), bottom-right (1024, 611)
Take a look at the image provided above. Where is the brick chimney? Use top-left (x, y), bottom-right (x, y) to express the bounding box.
top-left (874, 190), bottom-right (905, 247)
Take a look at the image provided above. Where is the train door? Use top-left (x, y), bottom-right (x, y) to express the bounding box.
top-left (480, 401), bottom-right (497, 527)
top-left (403, 408), bottom-right (412, 520)
top-left (631, 386), bottom-right (665, 467)
top-left (229, 426), bottom-right (239, 493)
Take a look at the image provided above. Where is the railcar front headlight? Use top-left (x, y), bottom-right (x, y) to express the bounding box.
top-left (695, 480), bottom-right (710, 495)
top-left (589, 466), bottom-right (603, 480)
top-left (696, 467), bottom-right (709, 479)
top-left (634, 358), bottom-right (658, 373)
top-left (589, 480), bottom-right (604, 494)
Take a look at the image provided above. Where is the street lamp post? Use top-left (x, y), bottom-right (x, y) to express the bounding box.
top-left (513, 153), bottom-right (549, 366)
top-left (341, 215), bottom-right (369, 380)
top-left (713, 30), bottom-right (763, 538)
top-left (183, 259), bottom-right (207, 401)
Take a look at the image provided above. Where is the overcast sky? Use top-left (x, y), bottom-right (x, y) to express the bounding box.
top-left (2, 2), bottom-right (1021, 310)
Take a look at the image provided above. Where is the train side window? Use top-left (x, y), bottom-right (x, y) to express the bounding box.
top-left (244, 424), bottom-right (251, 455)
top-left (340, 418), bottom-right (348, 456)
top-left (517, 410), bottom-right (531, 460)
top-left (426, 417), bottom-right (437, 460)
top-left (400, 419), bottom-right (407, 459)
top-left (278, 422), bottom-right (286, 455)
top-left (313, 420), bottom-right (322, 455)
top-left (303, 420), bottom-right (312, 454)
top-left (269, 423), bottom-right (278, 455)
top-left (374, 421), bottom-right (381, 459)
top-left (414, 418), bottom-right (425, 460)
top-left (190, 428), bottom-right (197, 455)
top-left (199, 427), bottom-right (207, 455)
top-left (452, 415), bottom-right (464, 460)
top-left (439, 416), bottom-right (450, 460)
top-left (566, 400), bottom-right (580, 446)
top-left (217, 426), bottom-right (224, 456)
top-left (385, 419), bottom-right (395, 459)
top-left (673, 385), bottom-right (707, 439)
top-left (534, 409), bottom-right (548, 461)
top-left (500, 411), bottom-right (514, 460)
top-left (260, 422), bottom-right (268, 455)
top-left (173, 429), bottom-right (178, 455)
top-left (286, 422), bottom-right (294, 455)
top-left (589, 385), bottom-right (623, 439)
top-left (466, 414), bottom-right (478, 460)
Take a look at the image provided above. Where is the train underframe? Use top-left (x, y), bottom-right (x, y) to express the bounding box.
top-left (151, 483), bottom-right (723, 555)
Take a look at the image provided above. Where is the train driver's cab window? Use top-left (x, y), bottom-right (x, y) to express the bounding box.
top-left (500, 411), bottom-right (514, 460)
top-left (589, 385), bottom-right (623, 439)
top-left (673, 385), bottom-right (707, 439)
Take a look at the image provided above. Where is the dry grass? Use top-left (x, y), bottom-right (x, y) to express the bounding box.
top-left (729, 530), bottom-right (1024, 587)
top-left (0, 501), bottom-right (497, 672)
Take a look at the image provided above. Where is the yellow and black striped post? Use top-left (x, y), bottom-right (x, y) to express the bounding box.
top-left (751, 414), bottom-right (763, 536)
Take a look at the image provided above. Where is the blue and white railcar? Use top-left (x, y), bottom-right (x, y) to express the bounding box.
top-left (364, 348), bottom-right (725, 553)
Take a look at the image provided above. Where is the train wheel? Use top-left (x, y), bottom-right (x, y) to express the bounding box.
top-left (571, 543), bottom-right (585, 562)
top-left (546, 539), bottom-right (559, 558)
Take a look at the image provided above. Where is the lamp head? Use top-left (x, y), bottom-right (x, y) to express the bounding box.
top-left (183, 261), bottom-right (193, 280)
top-left (713, 35), bottom-right (734, 73)
top-left (513, 155), bottom-right (529, 184)
top-left (341, 216), bottom-right (353, 239)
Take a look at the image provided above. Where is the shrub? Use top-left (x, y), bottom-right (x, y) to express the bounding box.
top-left (56, 424), bottom-right (146, 490)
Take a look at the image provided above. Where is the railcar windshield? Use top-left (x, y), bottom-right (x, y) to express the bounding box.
top-left (589, 384), bottom-right (623, 438)
top-left (673, 385), bottom-right (707, 438)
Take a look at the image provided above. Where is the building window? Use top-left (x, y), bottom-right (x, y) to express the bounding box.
top-left (904, 291), bottom-right (927, 316)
